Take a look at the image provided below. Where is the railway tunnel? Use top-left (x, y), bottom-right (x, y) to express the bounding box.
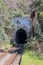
top-left (12, 17), bottom-right (31, 44)
top-left (16, 29), bottom-right (27, 44)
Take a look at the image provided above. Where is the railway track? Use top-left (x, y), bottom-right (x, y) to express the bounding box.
top-left (0, 44), bottom-right (23, 65)
top-left (0, 46), bottom-right (19, 59)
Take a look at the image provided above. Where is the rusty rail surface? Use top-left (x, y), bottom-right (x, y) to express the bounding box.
top-left (4, 44), bottom-right (23, 65)
top-left (4, 52), bottom-right (17, 65)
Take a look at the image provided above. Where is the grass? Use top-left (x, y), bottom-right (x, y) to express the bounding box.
top-left (21, 50), bottom-right (43, 65)
top-left (0, 41), bottom-right (12, 51)
top-left (40, 12), bottom-right (43, 17)
top-left (2, 43), bottom-right (12, 48)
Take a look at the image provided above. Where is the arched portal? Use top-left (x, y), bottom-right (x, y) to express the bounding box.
top-left (16, 29), bottom-right (27, 44)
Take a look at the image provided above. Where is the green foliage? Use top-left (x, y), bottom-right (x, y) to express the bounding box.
top-left (21, 50), bottom-right (43, 65)
top-left (40, 12), bottom-right (43, 18)
top-left (40, 22), bottom-right (43, 32)
top-left (10, 39), bottom-right (16, 46)
top-left (36, 33), bottom-right (43, 42)
top-left (14, 11), bottom-right (22, 17)
top-left (1, 40), bottom-right (12, 51)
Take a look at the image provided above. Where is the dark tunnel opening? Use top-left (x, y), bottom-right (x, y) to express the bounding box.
top-left (16, 29), bottom-right (27, 44)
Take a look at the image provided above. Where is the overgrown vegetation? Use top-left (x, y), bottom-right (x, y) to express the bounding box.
top-left (0, 0), bottom-right (32, 48)
top-left (21, 50), bottom-right (43, 65)
top-left (21, 0), bottom-right (43, 65)
top-left (21, 36), bottom-right (43, 65)
top-left (0, 0), bottom-right (43, 64)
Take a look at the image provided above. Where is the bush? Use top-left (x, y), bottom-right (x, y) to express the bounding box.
top-left (13, 11), bottom-right (22, 17)
top-left (10, 39), bottom-right (16, 46)
top-left (24, 36), bottom-right (43, 55)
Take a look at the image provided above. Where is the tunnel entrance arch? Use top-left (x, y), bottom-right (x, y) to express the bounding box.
top-left (16, 28), bottom-right (27, 44)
